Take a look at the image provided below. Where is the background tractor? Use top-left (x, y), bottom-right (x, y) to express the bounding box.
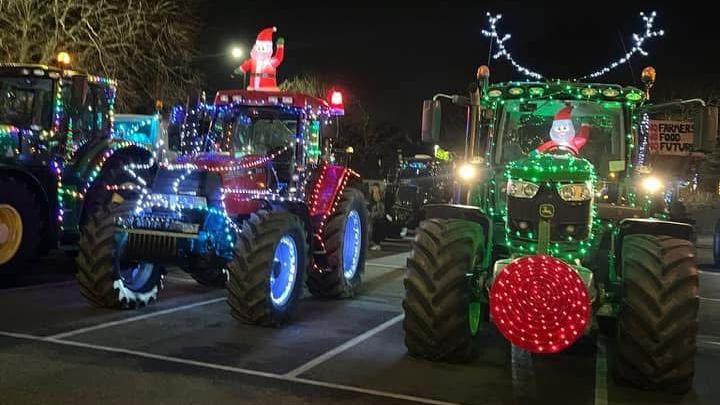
top-left (402, 66), bottom-right (717, 393)
top-left (0, 58), bottom-right (154, 276)
top-left (384, 150), bottom-right (452, 238)
top-left (77, 88), bottom-right (370, 324)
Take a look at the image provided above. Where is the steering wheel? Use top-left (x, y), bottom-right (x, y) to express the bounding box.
top-left (543, 143), bottom-right (579, 156)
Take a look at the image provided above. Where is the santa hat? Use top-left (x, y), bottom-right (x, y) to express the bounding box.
top-left (554, 105), bottom-right (573, 122)
top-left (255, 27), bottom-right (277, 46)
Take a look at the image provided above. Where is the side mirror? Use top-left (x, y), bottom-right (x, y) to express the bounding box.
top-left (421, 99), bottom-right (442, 144)
top-left (695, 106), bottom-right (718, 153)
top-left (70, 76), bottom-right (89, 109)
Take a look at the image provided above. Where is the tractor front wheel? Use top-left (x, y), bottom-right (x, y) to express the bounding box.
top-left (402, 218), bottom-right (485, 362)
top-left (76, 200), bottom-right (164, 309)
top-left (307, 188), bottom-right (369, 299)
top-left (227, 211), bottom-right (308, 326)
top-left (614, 234), bottom-right (699, 393)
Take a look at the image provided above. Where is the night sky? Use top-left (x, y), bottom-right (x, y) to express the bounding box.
top-left (199, 1), bottom-right (718, 138)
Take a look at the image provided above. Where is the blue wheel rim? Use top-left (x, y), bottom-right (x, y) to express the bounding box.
top-left (116, 232), bottom-right (155, 292)
top-left (270, 235), bottom-right (298, 308)
top-left (342, 210), bottom-right (362, 280)
top-left (119, 263), bottom-right (155, 292)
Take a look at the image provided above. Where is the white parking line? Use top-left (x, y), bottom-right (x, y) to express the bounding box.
top-left (284, 314), bottom-right (404, 378)
top-left (0, 330), bottom-right (457, 405)
top-left (47, 297), bottom-right (226, 339)
top-left (594, 336), bottom-right (608, 405)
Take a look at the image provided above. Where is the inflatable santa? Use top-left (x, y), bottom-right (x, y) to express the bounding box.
top-left (537, 105), bottom-right (590, 155)
top-left (236, 27), bottom-right (284, 91)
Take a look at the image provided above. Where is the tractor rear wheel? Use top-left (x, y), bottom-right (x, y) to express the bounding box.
top-left (307, 188), bottom-right (369, 299)
top-left (227, 211), bottom-right (308, 326)
top-left (402, 218), bottom-right (485, 362)
top-left (76, 199), bottom-right (164, 309)
top-left (186, 254), bottom-right (228, 287)
top-left (0, 177), bottom-right (42, 275)
top-left (614, 234), bottom-right (698, 393)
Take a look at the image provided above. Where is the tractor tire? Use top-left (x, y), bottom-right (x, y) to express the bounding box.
top-left (76, 200), bottom-right (164, 309)
top-left (402, 218), bottom-right (485, 362)
top-left (307, 188), bottom-right (369, 299)
top-left (0, 177), bottom-right (42, 275)
top-left (186, 254), bottom-right (228, 288)
top-left (82, 152), bottom-right (154, 228)
top-left (227, 211), bottom-right (308, 326)
top-left (614, 234), bottom-right (699, 393)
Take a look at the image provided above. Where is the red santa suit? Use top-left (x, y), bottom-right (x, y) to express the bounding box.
top-left (238, 27), bottom-right (285, 91)
top-left (537, 105), bottom-right (590, 155)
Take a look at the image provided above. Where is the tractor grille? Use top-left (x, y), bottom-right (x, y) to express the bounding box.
top-left (507, 184), bottom-right (592, 242)
top-left (124, 229), bottom-right (195, 260)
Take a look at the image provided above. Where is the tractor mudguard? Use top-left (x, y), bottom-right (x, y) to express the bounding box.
top-left (0, 163), bottom-right (51, 215)
top-left (618, 218), bottom-right (694, 241)
top-left (614, 218), bottom-right (695, 276)
top-left (420, 204), bottom-right (491, 237)
top-left (420, 204), bottom-right (493, 268)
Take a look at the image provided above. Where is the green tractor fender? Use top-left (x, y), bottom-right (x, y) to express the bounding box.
top-left (0, 163), bottom-right (51, 217)
top-left (62, 139), bottom-right (155, 233)
top-left (614, 218), bottom-right (694, 277)
top-left (420, 203), bottom-right (494, 268)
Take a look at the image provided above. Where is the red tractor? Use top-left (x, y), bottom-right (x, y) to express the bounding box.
top-left (76, 87), bottom-right (370, 325)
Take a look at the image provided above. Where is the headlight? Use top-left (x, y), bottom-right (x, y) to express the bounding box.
top-left (641, 176), bottom-right (664, 194)
top-left (558, 183), bottom-right (592, 201)
top-left (507, 180), bottom-right (539, 199)
top-left (457, 163), bottom-right (478, 182)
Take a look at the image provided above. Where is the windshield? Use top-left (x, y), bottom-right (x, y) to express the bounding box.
top-left (399, 160), bottom-right (434, 179)
top-left (0, 76), bottom-right (54, 129)
top-left (211, 108), bottom-right (297, 157)
top-left (496, 100), bottom-right (625, 176)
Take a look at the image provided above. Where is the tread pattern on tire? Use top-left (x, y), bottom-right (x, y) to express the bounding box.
top-left (76, 203), bottom-right (163, 309)
top-left (186, 254), bottom-right (228, 288)
top-left (307, 187), bottom-right (369, 299)
top-left (402, 218), bottom-right (484, 362)
top-left (227, 210), bottom-right (308, 326)
top-left (615, 234), bottom-right (699, 393)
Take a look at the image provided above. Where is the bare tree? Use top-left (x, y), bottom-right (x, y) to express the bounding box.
top-left (0, 0), bottom-right (200, 111)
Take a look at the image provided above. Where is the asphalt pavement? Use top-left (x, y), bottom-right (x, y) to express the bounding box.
top-left (0, 237), bottom-right (719, 405)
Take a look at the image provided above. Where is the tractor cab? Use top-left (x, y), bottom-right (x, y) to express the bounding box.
top-left (169, 89), bottom-right (346, 216)
top-left (0, 62), bottom-right (116, 162)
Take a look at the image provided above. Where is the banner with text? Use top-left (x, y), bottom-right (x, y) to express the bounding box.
top-left (648, 120), bottom-right (694, 156)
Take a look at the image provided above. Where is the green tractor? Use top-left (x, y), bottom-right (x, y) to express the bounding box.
top-left (0, 57), bottom-right (155, 274)
top-left (403, 66), bottom-right (716, 393)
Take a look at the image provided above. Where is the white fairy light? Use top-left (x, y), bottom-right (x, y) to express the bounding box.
top-left (579, 11), bottom-right (664, 80)
top-left (481, 13), bottom-right (544, 80)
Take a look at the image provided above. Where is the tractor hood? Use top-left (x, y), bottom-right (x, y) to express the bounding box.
top-left (506, 151), bottom-right (595, 183)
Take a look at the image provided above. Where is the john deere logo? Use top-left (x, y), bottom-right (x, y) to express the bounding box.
top-left (539, 204), bottom-right (555, 218)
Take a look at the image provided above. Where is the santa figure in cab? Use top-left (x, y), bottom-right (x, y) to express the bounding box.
top-left (537, 105), bottom-right (590, 155)
top-left (235, 27), bottom-right (285, 91)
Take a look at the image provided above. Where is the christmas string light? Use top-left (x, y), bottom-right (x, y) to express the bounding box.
top-left (481, 13), bottom-right (544, 80)
top-left (579, 11), bottom-right (664, 80)
top-left (636, 113), bottom-right (651, 166)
